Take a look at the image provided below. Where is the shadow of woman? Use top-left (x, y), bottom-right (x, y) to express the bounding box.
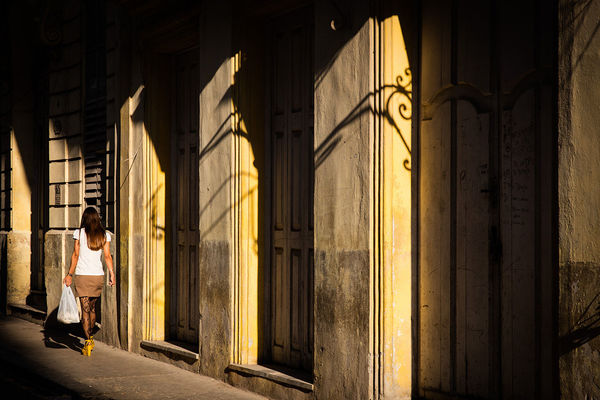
top-left (41, 308), bottom-right (99, 353)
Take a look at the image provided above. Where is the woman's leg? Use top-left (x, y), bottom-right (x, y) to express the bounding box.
top-left (80, 296), bottom-right (91, 339)
top-left (88, 296), bottom-right (98, 334)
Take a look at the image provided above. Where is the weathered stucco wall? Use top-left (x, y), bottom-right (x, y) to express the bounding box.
top-left (6, 232), bottom-right (30, 305)
top-left (559, 0), bottom-right (600, 397)
top-left (116, 10), bottom-right (145, 353)
top-left (198, 0), bottom-right (234, 380)
top-left (95, 237), bottom-right (118, 345)
top-left (116, 5), bottom-right (132, 351)
top-left (127, 38), bottom-right (146, 354)
top-left (43, 231), bottom-right (72, 315)
top-left (314, 2), bottom-right (372, 399)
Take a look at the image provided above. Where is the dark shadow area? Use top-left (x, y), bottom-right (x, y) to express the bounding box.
top-left (5, 2), bottom-right (51, 313)
top-left (0, 315), bottom-right (108, 399)
top-left (0, 235), bottom-right (7, 314)
top-left (27, 36), bottom-right (50, 313)
top-left (0, 1), bottom-right (10, 313)
top-left (161, 338), bottom-right (198, 354)
top-left (0, 355), bottom-right (79, 399)
top-left (260, 363), bottom-right (313, 384)
top-left (226, 364), bottom-right (313, 392)
top-left (42, 307), bottom-right (99, 353)
top-left (140, 340), bottom-right (198, 364)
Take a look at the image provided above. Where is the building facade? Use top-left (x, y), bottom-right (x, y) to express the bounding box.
top-left (1, 0), bottom-right (599, 399)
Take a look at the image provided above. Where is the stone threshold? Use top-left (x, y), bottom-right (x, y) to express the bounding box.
top-left (140, 340), bottom-right (199, 362)
top-left (227, 363), bottom-right (314, 392)
top-left (8, 303), bottom-right (47, 325)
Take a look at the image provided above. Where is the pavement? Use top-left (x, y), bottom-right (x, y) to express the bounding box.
top-left (0, 316), bottom-right (267, 400)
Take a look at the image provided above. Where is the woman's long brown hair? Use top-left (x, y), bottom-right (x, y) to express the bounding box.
top-left (80, 207), bottom-right (106, 251)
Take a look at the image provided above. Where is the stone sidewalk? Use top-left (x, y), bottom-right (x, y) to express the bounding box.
top-left (0, 316), bottom-right (266, 400)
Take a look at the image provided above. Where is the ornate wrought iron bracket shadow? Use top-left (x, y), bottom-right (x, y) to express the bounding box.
top-left (382, 67), bottom-right (412, 171)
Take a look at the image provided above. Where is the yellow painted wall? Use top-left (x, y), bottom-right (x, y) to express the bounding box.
top-left (232, 51), bottom-right (260, 364)
top-left (145, 135), bottom-right (166, 340)
top-left (11, 130), bottom-right (31, 232)
top-left (382, 15), bottom-right (412, 397)
top-left (7, 129), bottom-right (33, 304)
top-left (143, 54), bottom-right (171, 342)
top-left (231, 32), bottom-right (266, 365)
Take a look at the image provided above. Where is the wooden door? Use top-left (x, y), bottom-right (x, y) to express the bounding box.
top-left (417, 1), bottom-right (555, 398)
top-left (172, 49), bottom-right (200, 344)
top-left (270, 7), bottom-right (314, 371)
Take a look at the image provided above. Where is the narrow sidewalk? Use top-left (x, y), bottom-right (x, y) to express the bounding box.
top-left (0, 316), bottom-right (266, 400)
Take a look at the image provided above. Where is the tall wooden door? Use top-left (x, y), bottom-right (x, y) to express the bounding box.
top-left (172, 49), bottom-right (200, 344)
top-left (417, 1), bottom-right (555, 398)
top-left (270, 7), bottom-right (314, 371)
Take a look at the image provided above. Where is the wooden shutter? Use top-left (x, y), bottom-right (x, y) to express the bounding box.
top-left (270, 6), bottom-right (314, 371)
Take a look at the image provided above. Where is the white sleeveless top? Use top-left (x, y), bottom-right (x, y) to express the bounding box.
top-left (73, 228), bottom-right (111, 276)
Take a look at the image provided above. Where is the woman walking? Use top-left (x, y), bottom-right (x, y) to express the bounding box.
top-left (63, 207), bottom-right (115, 356)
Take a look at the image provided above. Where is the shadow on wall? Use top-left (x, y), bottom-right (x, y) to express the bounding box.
top-left (314, 67), bottom-right (412, 172)
top-left (313, 2), bottom-right (417, 171)
top-left (561, 0), bottom-right (600, 73)
top-left (560, 291), bottom-right (600, 356)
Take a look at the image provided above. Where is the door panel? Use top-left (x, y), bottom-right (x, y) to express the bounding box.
top-left (418, 1), bottom-right (555, 398)
top-left (172, 49), bottom-right (200, 344)
top-left (270, 7), bottom-right (314, 371)
top-left (455, 102), bottom-right (490, 395)
top-left (272, 247), bottom-right (287, 349)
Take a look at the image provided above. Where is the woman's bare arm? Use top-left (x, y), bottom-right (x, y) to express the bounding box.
top-left (103, 241), bottom-right (115, 286)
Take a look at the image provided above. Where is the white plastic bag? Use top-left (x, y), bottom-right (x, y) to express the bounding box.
top-left (57, 284), bottom-right (80, 324)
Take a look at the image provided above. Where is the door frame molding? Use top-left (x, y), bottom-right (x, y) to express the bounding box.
top-left (139, 32), bottom-right (201, 345)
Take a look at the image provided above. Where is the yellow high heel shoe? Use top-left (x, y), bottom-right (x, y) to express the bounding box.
top-left (82, 339), bottom-right (92, 356)
top-left (89, 336), bottom-right (95, 351)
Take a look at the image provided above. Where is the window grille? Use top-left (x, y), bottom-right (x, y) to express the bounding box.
top-left (0, 8), bottom-right (10, 231)
top-left (83, 0), bottom-right (111, 229)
